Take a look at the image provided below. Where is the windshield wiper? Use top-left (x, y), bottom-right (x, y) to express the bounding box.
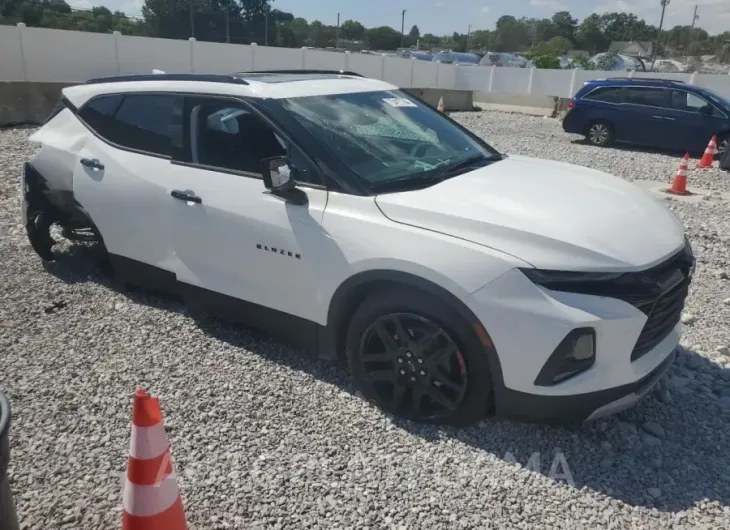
top-left (434, 154), bottom-right (492, 179)
top-left (371, 153), bottom-right (500, 192)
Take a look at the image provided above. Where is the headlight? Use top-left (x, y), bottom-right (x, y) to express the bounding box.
top-left (519, 269), bottom-right (624, 294)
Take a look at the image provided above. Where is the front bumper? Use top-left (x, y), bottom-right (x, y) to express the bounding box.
top-left (463, 265), bottom-right (684, 422)
top-left (497, 346), bottom-right (676, 422)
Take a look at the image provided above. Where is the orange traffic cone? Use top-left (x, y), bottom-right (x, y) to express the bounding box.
top-left (122, 389), bottom-right (187, 530)
top-left (665, 153), bottom-right (691, 195)
top-left (696, 136), bottom-right (717, 168)
top-left (437, 96), bottom-right (444, 113)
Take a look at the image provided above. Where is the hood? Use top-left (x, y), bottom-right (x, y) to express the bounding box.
top-left (375, 155), bottom-right (685, 271)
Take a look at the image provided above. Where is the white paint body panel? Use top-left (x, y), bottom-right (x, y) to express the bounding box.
top-left (464, 268), bottom-right (679, 395)
top-left (375, 154), bottom-right (686, 272)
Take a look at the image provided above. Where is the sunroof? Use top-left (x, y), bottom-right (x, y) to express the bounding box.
top-left (235, 72), bottom-right (354, 84)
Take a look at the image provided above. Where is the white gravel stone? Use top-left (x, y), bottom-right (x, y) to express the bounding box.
top-left (2, 111), bottom-right (730, 529)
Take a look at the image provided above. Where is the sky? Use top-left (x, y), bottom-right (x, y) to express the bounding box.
top-left (73, 0), bottom-right (730, 36)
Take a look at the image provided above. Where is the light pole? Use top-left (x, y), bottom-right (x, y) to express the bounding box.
top-left (265, 11), bottom-right (269, 46)
top-left (189, 0), bottom-right (195, 39)
top-left (651, 0), bottom-right (670, 67)
top-left (686, 5), bottom-right (699, 63)
top-left (401, 9), bottom-right (406, 49)
top-left (336, 13), bottom-right (340, 49)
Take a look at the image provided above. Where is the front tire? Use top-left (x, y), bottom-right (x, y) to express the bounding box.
top-left (716, 134), bottom-right (728, 160)
top-left (345, 287), bottom-right (494, 427)
top-left (586, 121), bottom-right (614, 147)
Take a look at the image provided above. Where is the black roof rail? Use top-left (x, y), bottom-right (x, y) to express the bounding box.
top-left (599, 76), bottom-right (687, 84)
top-left (84, 73), bottom-right (249, 85)
top-left (236, 69), bottom-right (365, 78)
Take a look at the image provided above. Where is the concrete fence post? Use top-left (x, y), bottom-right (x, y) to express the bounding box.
top-left (188, 37), bottom-right (196, 73)
top-left (568, 68), bottom-right (577, 97)
top-left (488, 65), bottom-right (495, 92)
top-left (410, 57), bottom-right (416, 88)
top-left (344, 50), bottom-right (350, 71)
top-left (435, 61), bottom-right (441, 89)
top-left (453, 63), bottom-right (459, 90)
top-left (689, 71), bottom-right (697, 85)
top-left (527, 67), bottom-right (535, 94)
top-left (380, 54), bottom-right (386, 81)
top-left (16, 23), bottom-right (27, 82)
top-left (251, 42), bottom-right (257, 70)
top-left (301, 47), bottom-right (307, 69)
top-left (113, 31), bottom-right (121, 75)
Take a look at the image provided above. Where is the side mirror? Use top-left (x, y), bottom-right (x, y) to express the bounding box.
top-left (700, 105), bottom-right (713, 117)
top-left (262, 156), bottom-right (295, 192)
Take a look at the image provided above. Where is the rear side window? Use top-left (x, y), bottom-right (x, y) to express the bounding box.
top-left (625, 87), bottom-right (670, 108)
top-left (583, 86), bottom-right (623, 103)
top-left (671, 90), bottom-right (718, 115)
top-left (79, 94), bottom-right (183, 157)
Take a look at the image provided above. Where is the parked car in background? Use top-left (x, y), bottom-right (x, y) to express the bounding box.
top-left (399, 50), bottom-right (434, 61)
top-left (588, 53), bottom-right (646, 72)
top-left (433, 50), bottom-right (481, 65)
top-left (562, 77), bottom-right (730, 156)
top-left (478, 52), bottom-right (527, 68)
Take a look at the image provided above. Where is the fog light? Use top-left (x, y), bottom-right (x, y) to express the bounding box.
top-left (534, 328), bottom-right (596, 386)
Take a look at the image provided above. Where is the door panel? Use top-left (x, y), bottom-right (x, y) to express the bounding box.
top-left (622, 87), bottom-right (678, 148)
top-left (670, 89), bottom-right (728, 153)
top-left (72, 137), bottom-right (176, 272)
top-left (169, 164), bottom-right (330, 323)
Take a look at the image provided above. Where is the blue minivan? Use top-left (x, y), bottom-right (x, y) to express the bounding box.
top-left (562, 77), bottom-right (730, 157)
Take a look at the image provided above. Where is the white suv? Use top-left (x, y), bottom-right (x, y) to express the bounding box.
top-left (22, 70), bottom-right (694, 427)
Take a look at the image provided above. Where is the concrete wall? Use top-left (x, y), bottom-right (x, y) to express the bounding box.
top-left (2, 25), bottom-right (730, 124)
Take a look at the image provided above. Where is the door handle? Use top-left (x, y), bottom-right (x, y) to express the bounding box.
top-left (651, 115), bottom-right (664, 120)
top-left (80, 157), bottom-right (104, 170)
top-left (171, 189), bottom-right (202, 204)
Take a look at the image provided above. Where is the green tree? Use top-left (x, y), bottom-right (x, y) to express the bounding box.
top-left (551, 11), bottom-right (577, 44)
top-left (492, 15), bottom-right (530, 52)
top-left (366, 26), bottom-right (401, 50)
top-left (576, 14), bottom-right (606, 54)
top-left (339, 19), bottom-right (365, 41)
top-left (308, 20), bottom-right (336, 47)
top-left (529, 36), bottom-right (571, 57)
top-left (419, 33), bottom-right (442, 50)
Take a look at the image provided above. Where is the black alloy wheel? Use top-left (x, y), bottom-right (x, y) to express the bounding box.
top-left (346, 288), bottom-right (494, 427)
top-left (359, 313), bottom-right (467, 420)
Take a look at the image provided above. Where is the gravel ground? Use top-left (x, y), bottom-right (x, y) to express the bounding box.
top-left (2, 112), bottom-right (730, 530)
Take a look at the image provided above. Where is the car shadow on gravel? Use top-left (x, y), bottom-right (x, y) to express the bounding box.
top-left (44, 245), bottom-right (730, 515)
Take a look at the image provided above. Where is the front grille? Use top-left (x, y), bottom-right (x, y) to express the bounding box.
top-left (613, 245), bottom-right (695, 362)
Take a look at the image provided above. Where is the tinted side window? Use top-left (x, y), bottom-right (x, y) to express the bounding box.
top-left (79, 94), bottom-right (183, 157)
top-left (625, 87), bottom-right (669, 108)
top-left (671, 90), bottom-right (718, 115)
top-left (189, 99), bottom-right (317, 184)
top-left (584, 87), bottom-right (623, 103)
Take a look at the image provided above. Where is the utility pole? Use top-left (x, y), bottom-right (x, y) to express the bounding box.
top-left (224, 9), bottom-right (230, 43)
top-left (336, 13), bottom-right (340, 50)
top-left (401, 9), bottom-right (406, 49)
top-left (189, 0), bottom-right (195, 39)
top-left (466, 24), bottom-right (472, 52)
top-left (686, 5), bottom-right (699, 63)
top-left (265, 11), bottom-right (269, 46)
top-left (651, 0), bottom-right (670, 67)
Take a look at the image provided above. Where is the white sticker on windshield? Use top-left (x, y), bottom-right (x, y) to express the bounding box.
top-left (383, 97), bottom-right (417, 108)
